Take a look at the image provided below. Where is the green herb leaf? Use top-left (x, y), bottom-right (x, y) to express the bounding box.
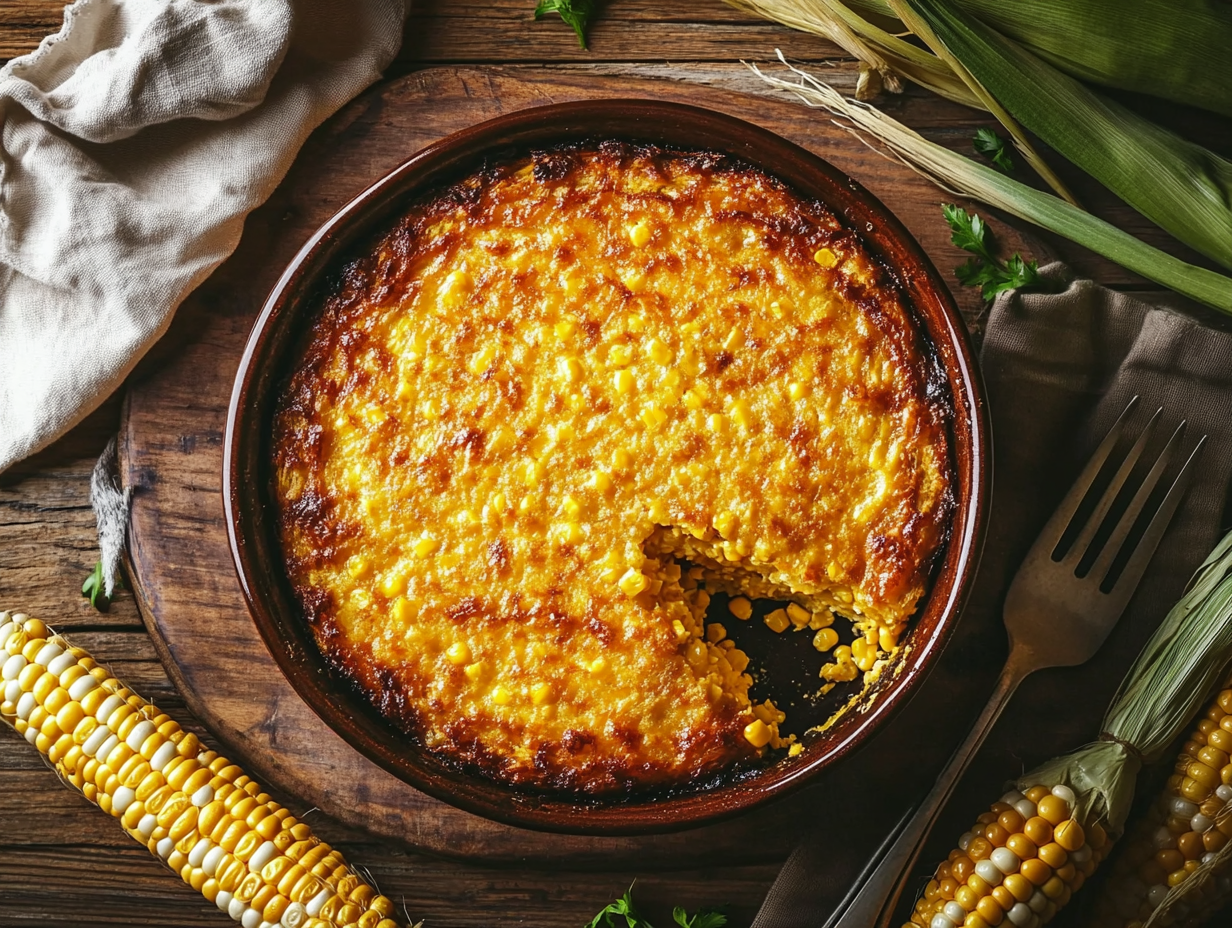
top-left (588, 886), bottom-right (652, 928)
top-left (534, 0), bottom-right (595, 49)
top-left (82, 560), bottom-right (110, 612)
top-left (672, 907), bottom-right (728, 928)
top-left (973, 127), bottom-right (1014, 174)
top-left (943, 204), bottom-right (1041, 300)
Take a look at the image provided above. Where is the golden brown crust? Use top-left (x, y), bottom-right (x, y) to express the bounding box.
top-left (272, 141), bottom-right (952, 795)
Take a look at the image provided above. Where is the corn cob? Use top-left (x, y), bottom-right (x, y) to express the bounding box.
top-left (0, 611), bottom-right (406, 928)
top-left (902, 783), bottom-right (1109, 928)
top-left (1088, 682), bottom-right (1232, 927)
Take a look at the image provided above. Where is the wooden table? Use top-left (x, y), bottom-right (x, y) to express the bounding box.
top-left (2, 3), bottom-right (1229, 926)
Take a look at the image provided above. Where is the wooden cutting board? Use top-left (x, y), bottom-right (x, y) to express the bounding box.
top-left (118, 66), bottom-right (1037, 868)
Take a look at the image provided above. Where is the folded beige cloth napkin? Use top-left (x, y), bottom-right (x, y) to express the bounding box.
top-left (0, 0), bottom-right (405, 473)
top-left (753, 263), bottom-right (1232, 926)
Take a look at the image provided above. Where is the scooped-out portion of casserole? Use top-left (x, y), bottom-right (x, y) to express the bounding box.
top-left (271, 141), bottom-right (953, 795)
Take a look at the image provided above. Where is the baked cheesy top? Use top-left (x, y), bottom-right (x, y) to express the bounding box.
top-left (272, 142), bottom-right (953, 795)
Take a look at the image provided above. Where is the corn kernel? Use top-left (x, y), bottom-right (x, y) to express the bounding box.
top-left (813, 628), bottom-right (839, 652)
top-left (628, 221), bottom-right (652, 248)
top-left (412, 535), bottom-right (439, 558)
top-left (345, 557), bottom-right (370, 580)
top-left (468, 345), bottom-right (497, 375)
top-left (589, 470), bottom-right (613, 493)
top-left (744, 718), bottom-right (773, 749)
top-left (612, 448), bottom-right (633, 471)
top-left (682, 389), bottom-right (706, 410)
top-left (671, 619), bottom-right (690, 643)
top-left (439, 269), bottom-right (470, 304)
top-left (787, 604), bottom-right (811, 628)
top-left (788, 381), bottom-right (809, 401)
top-left (619, 569), bottom-right (649, 597)
top-left (647, 338), bottom-right (673, 365)
top-left (639, 407), bottom-right (668, 430)
top-left (764, 609), bottom-right (790, 634)
top-left (464, 661), bottom-right (488, 682)
top-left (788, 742), bottom-right (803, 757)
top-left (626, 315), bottom-right (645, 333)
top-left (490, 685), bottom-right (512, 706)
top-left (554, 320), bottom-right (577, 340)
top-left (562, 495), bottom-right (582, 520)
top-left (608, 344), bottom-right (633, 367)
top-left (814, 247), bottom-right (838, 268)
top-left (723, 327), bottom-right (745, 351)
top-left (558, 357), bottom-right (582, 382)
top-left (730, 400), bottom-right (753, 429)
top-left (613, 369), bottom-right (635, 394)
top-left (707, 413), bottom-right (727, 434)
top-left (445, 642), bottom-right (471, 666)
top-left (712, 510), bottom-right (737, 538)
top-left (530, 682), bottom-right (554, 706)
top-left (379, 572), bottom-right (406, 599)
top-left (729, 597), bottom-right (753, 621)
top-left (552, 522), bottom-right (585, 545)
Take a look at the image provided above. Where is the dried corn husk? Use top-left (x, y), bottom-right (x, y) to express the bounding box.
top-left (898, 0), bottom-right (1232, 273)
top-left (727, 0), bottom-right (1075, 203)
top-left (749, 54), bottom-right (1232, 315)
top-left (755, 0), bottom-right (1232, 117)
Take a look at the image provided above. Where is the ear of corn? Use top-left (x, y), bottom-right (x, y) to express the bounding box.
top-left (1087, 682), bottom-right (1232, 928)
top-left (0, 611), bottom-right (408, 928)
top-left (899, 531), bottom-right (1232, 927)
top-left (903, 783), bottom-right (1109, 928)
top-left (896, 0), bottom-right (1232, 273)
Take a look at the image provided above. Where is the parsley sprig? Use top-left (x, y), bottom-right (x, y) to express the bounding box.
top-left (588, 885), bottom-right (727, 928)
top-left (972, 127), bottom-right (1014, 174)
top-left (534, 0), bottom-right (596, 48)
top-left (943, 204), bottom-right (1041, 300)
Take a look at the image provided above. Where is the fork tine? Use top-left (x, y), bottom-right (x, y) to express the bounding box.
top-left (1032, 396), bottom-right (1140, 559)
top-left (1105, 435), bottom-right (1207, 597)
top-left (1087, 420), bottom-right (1186, 583)
top-left (1062, 406), bottom-right (1162, 567)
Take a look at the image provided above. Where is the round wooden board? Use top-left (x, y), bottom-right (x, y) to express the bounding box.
top-left (120, 66), bottom-right (1040, 868)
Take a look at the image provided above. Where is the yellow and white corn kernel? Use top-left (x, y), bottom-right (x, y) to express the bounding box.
top-left (901, 783), bottom-right (1106, 928)
top-left (0, 612), bottom-right (405, 928)
top-left (1086, 683), bottom-right (1232, 928)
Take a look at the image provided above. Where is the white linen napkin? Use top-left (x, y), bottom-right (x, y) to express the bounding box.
top-left (0, 0), bottom-right (405, 473)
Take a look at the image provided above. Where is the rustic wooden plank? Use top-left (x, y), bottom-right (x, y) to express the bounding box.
top-left (1, 0), bottom-right (841, 65)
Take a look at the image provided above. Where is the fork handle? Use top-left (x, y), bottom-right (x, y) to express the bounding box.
top-left (832, 654), bottom-right (1033, 928)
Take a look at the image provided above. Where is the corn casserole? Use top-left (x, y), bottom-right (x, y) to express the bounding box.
top-left (271, 141), bottom-right (953, 795)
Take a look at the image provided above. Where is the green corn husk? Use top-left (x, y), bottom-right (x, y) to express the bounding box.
top-left (1025, 530), bottom-right (1232, 832)
top-left (925, 0), bottom-right (1232, 119)
top-left (750, 54), bottom-right (1232, 314)
top-left (897, 0), bottom-right (1232, 273)
top-left (816, 0), bottom-right (1232, 117)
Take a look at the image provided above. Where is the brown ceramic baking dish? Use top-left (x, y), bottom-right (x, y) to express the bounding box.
top-left (223, 99), bottom-right (990, 835)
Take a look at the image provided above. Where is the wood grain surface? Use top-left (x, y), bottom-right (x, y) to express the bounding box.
top-left (3, 2), bottom-right (1232, 926)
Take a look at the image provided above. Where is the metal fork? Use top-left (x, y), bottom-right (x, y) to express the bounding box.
top-left (829, 398), bottom-right (1206, 928)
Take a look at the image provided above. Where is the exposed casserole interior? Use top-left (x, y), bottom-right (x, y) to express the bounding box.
top-left (272, 141), bottom-right (953, 795)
